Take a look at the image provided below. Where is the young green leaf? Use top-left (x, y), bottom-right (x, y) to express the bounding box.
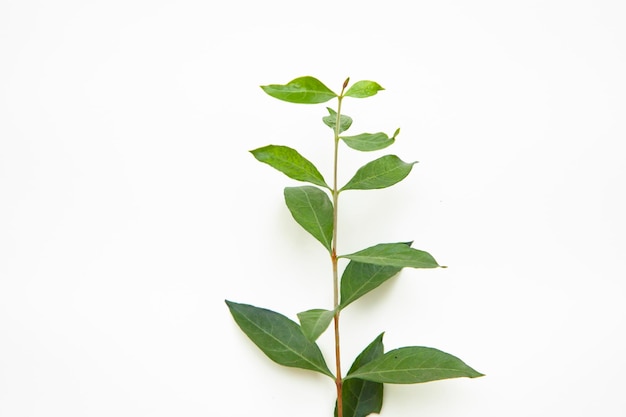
top-left (323, 107), bottom-right (353, 134)
top-left (284, 186), bottom-right (334, 251)
top-left (340, 243), bottom-right (441, 269)
top-left (261, 76), bottom-right (337, 104)
top-left (225, 300), bottom-right (334, 378)
top-left (297, 308), bottom-right (335, 342)
top-left (340, 155), bottom-right (416, 191)
top-left (345, 346), bottom-right (484, 384)
top-left (340, 130), bottom-right (397, 152)
top-left (344, 80), bottom-right (384, 98)
top-left (335, 333), bottom-right (385, 417)
top-left (340, 261), bottom-right (403, 309)
top-left (251, 145), bottom-right (329, 188)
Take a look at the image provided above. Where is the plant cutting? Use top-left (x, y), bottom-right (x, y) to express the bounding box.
top-left (225, 76), bottom-right (483, 417)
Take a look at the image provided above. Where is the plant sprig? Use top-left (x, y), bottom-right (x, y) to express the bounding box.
top-left (226, 76), bottom-right (483, 417)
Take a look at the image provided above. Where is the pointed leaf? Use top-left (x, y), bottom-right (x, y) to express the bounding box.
top-left (340, 243), bottom-right (441, 269)
top-left (225, 300), bottom-right (334, 378)
top-left (340, 261), bottom-right (403, 308)
top-left (340, 131), bottom-right (397, 152)
top-left (251, 145), bottom-right (329, 188)
top-left (284, 186), bottom-right (334, 251)
top-left (344, 80), bottom-right (384, 98)
top-left (341, 155), bottom-right (416, 191)
top-left (297, 309), bottom-right (335, 342)
top-left (335, 333), bottom-right (385, 417)
top-left (261, 76), bottom-right (337, 104)
top-left (345, 346), bottom-right (484, 384)
top-left (323, 107), bottom-right (353, 134)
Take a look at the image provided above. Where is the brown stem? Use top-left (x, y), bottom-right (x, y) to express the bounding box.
top-left (332, 79), bottom-right (349, 417)
top-left (334, 305), bottom-right (342, 417)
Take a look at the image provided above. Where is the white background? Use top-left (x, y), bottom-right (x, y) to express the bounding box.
top-left (2, 1), bottom-right (625, 416)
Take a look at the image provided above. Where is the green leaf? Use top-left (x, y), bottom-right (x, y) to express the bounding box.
top-left (323, 107), bottom-right (353, 134)
top-left (340, 129), bottom-right (398, 152)
top-left (340, 243), bottom-right (441, 269)
top-left (345, 346), bottom-right (484, 384)
top-left (335, 333), bottom-right (385, 417)
top-left (297, 308), bottom-right (335, 342)
top-left (340, 155), bottom-right (416, 191)
top-left (261, 76), bottom-right (337, 104)
top-left (344, 80), bottom-right (384, 98)
top-left (225, 300), bottom-right (334, 378)
top-left (251, 145), bottom-right (329, 188)
top-left (284, 186), bottom-right (334, 251)
top-left (340, 261), bottom-right (403, 308)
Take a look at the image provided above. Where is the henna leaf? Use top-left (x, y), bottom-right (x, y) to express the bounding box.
top-left (340, 243), bottom-right (441, 269)
top-left (251, 145), bottom-right (329, 188)
top-left (341, 155), bottom-right (416, 191)
top-left (335, 333), bottom-right (385, 417)
top-left (340, 129), bottom-right (398, 152)
top-left (323, 107), bottom-right (353, 134)
top-left (284, 186), bottom-right (334, 251)
top-left (345, 346), bottom-right (484, 384)
top-left (340, 261), bottom-right (402, 309)
top-left (261, 76), bottom-right (337, 104)
top-left (225, 300), bottom-right (334, 378)
top-left (297, 308), bottom-right (336, 342)
top-left (344, 80), bottom-right (384, 98)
